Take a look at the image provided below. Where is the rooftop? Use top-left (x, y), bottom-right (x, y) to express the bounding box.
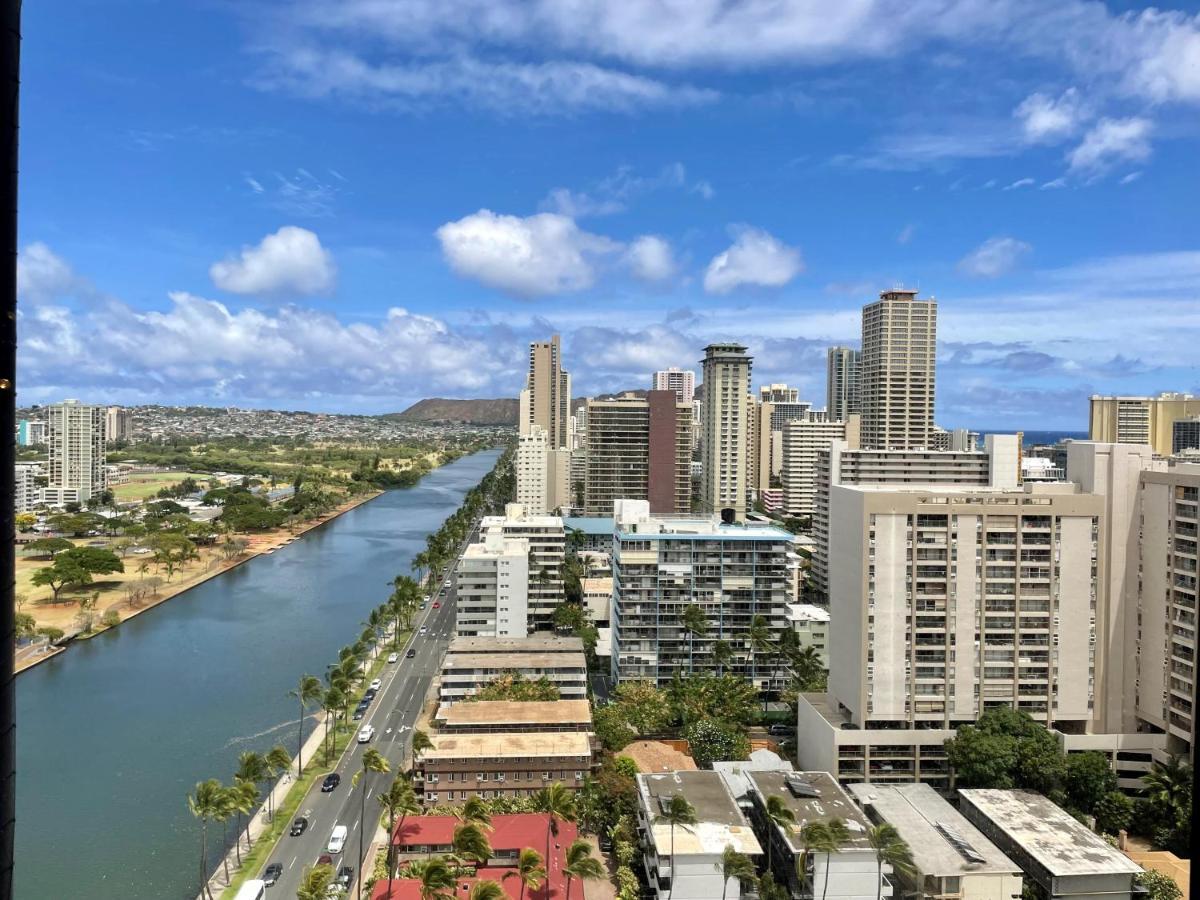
top-left (958, 790), bottom-right (1143, 878)
top-left (425, 731), bottom-right (592, 760)
top-left (785, 603), bottom-right (830, 623)
top-left (563, 516), bottom-right (615, 536)
top-left (621, 741), bottom-right (698, 774)
top-left (848, 783), bottom-right (1019, 877)
top-left (442, 652), bottom-right (588, 671)
top-left (747, 771), bottom-right (872, 853)
top-left (434, 700), bottom-right (593, 728)
top-left (448, 636), bottom-right (584, 655)
top-left (713, 750), bottom-right (793, 802)
top-left (640, 771), bottom-right (762, 857)
top-left (615, 520), bottom-right (793, 542)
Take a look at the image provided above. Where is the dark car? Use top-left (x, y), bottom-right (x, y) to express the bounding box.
top-left (405, 647), bottom-right (416, 658)
top-left (290, 816), bottom-right (308, 836)
top-left (767, 723), bottom-right (796, 737)
top-left (263, 862), bottom-right (283, 886)
top-left (336, 866), bottom-right (354, 888)
top-left (352, 704), bottom-right (368, 721)
top-left (363, 688), bottom-right (377, 702)
top-left (317, 853), bottom-right (334, 867)
top-left (321, 773), bottom-right (341, 792)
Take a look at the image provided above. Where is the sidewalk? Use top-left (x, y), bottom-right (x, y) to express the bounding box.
top-left (197, 712), bottom-right (328, 899)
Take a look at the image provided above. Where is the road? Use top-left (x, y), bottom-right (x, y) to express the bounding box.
top-left (258, 546), bottom-right (468, 899)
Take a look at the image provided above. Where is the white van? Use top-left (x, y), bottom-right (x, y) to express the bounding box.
top-left (233, 880), bottom-right (266, 900)
top-left (327, 824), bottom-right (348, 854)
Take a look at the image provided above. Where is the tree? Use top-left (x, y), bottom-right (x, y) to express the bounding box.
top-left (945, 728), bottom-right (1019, 788)
top-left (36, 625), bottom-right (64, 644)
top-left (717, 846), bottom-right (757, 900)
top-left (1064, 752), bottom-right (1117, 816)
top-left (564, 839), bottom-right (605, 900)
top-left (214, 782), bottom-right (235, 884)
top-left (611, 680), bottom-right (672, 735)
top-left (187, 778), bottom-right (223, 900)
top-left (410, 728), bottom-right (434, 776)
top-left (747, 614), bottom-right (774, 690)
top-left (379, 777), bottom-right (421, 893)
top-left (668, 673), bottom-right (758, 728)
top-left (503, 848), bottom-right (545, 900)
top-left (264, 745), bottom-right (292, 821)
top-left (100, 609), bottom-right (121, 629)
top-left (655, 794), bottom-right (697, 900)
top-left (537, 782), bottom-right (578, 880)
top-left (405, 858), bottom-right (456, 900)
top-left (819, 820), bottom-right (850, 900)
top-left (1137, 870), bottom-right (1183, 900)
top-left (763, 794), bottom-right (796, 871)
top-left (322, 685), bottom-right (346, 764)
top-left (684, 718), bottom-right (751, 769)
top-left (1094, 791), bottom-right (1134, 836)
top-left (452, 822), bottom-right (492, 867)
top-left (460, 795), bottom-right (493, 829)
top-left (593, 705), bottom-right (636, 752)
top-left (867, 823), bottom-right (915, 900)
top-left (712, 640), bottom-right (733, 676)
top-left (14, 612), bottom-right (37, 641)
top-left (25, 536), bottom-right (72, 559)
top-left (467, 672), bottom-right (559, 702)
top-left (297, 864), bottom-right (337, 900)
top-left (228, 778), bottom-right (258, 867)
top-left (469, 882), bottom-right (506, 900)
top-left (30, 547), bottom-right (124, 603)
top-left (354, 749), bottom-right (391, 898)
top-left (798, 822), bottom-right (835, 900)
top-left (289, 674), bottom-right (323, 775)
top-left (1140, 757), bottom-right (1192, 855)
top-left (680, 604), bottom-right (709, 674)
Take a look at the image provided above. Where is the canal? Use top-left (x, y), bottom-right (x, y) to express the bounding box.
top-left (14, 448), bottom-right (502, 899)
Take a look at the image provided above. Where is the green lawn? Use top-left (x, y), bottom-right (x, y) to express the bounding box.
top-left (111, 471), bottom-right (210, 502)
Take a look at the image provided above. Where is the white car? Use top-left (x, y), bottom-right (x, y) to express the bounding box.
top-left (327, 824), bottom-right (348, 854)
top-left (357, 725), bottom-right (376, 743)
top-left (419, 626), bottom-right (429, 635)
top-left (369, 678), bottom-right (382, 691)
top-left (387, 652), bottom-right (399, 664)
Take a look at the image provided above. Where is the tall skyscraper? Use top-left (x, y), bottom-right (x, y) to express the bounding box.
top-left (700, 343), bottom-right (752, 520)
top-left (652, 367), bottom-right (696, 404)
top-left (105, 406), bottom-right (134, 443)
top-left (753, 388), bottom-right (813, 494)
top-left (826, 346), bottom-right (861, 423)
top-left (1089, 392), bottom-right (1200, 455)
top-left (859, 289), bottom-right (937, 450)
top-left (45, 400), bottom-right (106, 504)
top-left (524, 335), bottom-right (571, 449)
top-left (584, 391), bottom-right (692, 515)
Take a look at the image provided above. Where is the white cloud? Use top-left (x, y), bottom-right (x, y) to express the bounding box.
top-left (1041, 178), bottom-right (1067, 190)
top-left (957, 236), bottom-right (1032, 278)
top-left (1067, 117), bottom-right (1153, 174)
top-left (1119, 171), bottom-right (1143, 185)
top-left (541, 163), bottom-right (708, 218)
top-left (703, 227), bottom-right (803, 294)
top-left (1014, 88), bottom-right (1086, 143)
top-left (17, 243), bottom-right (80, 302)
top-left (897, 224), bottom-right (916, 245)
top-left (436, 209), bottom-right (618, 298)
top-left (210, 226), bottom-right (337, 296)
top-left (1002, 177), bottom-right (1035, 191)
top-left (625, 236), bottom-right (676, 282)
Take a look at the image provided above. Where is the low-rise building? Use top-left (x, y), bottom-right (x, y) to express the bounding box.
top-left (15, 462), bottom-right (41, 513)
top-left (957, 790), bottom-right (1142, 900)
top-left (637, 771), bottom-right (762, 900)
top-left (416, 732), bottom-right (594, 805)
top-left (582, 576), bottom-right (612, 626)
top-left (746, 771), bottom-right (886, 900)
top-left (784, 603), bottom-right (830, 667)
top-left (439, 636), bottom-right (588, 703)
top-left (847, 783), bottom-right (1022, 900)
top-left (432, 699), bottom-right (593, 734)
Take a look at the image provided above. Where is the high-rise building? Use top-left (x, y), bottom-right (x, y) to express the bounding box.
top-left (453, 528), bottom-right (530, 638)
top-left (652, 367), bottom-right (696, 404)
top-left (584, 391), bottom-right (692, 516)
top-left (780, 414), bottom-right (860, 518)
top-left (516, 426), bottom-right (553, 514)
top-left (524, 335), bottom-right (571, 449)
top-left (610, 500), bottom-right (792, 689)
top-left (15, 462), bottom-right (41, 514)
top-left (700, 343), bottom-right (752, 520)
top-left (479, 503), bottom-right (565, 631)
top-left (44, 400), bottom-right (106, 505)
top-left (826, 347), bottom-right (861, 423)
top-left (759, 384), bottom-right (799, 404)
top-left (15, 419), bottom-right (46, 447)
top-left (1172, 417), bottom-right (1200, 455)
top-left (752, 387), bottom-right (812, 494)
top-left (105, 406), bottom-right (134, 443)
top-left (859, 289), bottom-right (937, 450)
top-left (1089, 392), bottom-right (1200, 456)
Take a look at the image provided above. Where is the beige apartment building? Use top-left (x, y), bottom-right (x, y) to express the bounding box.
top-left (104, 405), bottom-right (134, 443)
top-left (584, 391), bottom-right (692, 515)
top-left (521, 334), bottom-right (571, 448)
top-left (752, 385), bottom-right (812, 494)
top-left (826, 346), bottom-right (861, 424)
top-left (439, 636), bottom-right (588, 703)
top-left (416, 731), bottom-right (595, 805)
top-left (44, 400), bottom-right (106, 505)
top-left (860, 289), bottom-right (937, 451)
top-left (1089, 392), bottom-right (1200, 456)
top-left (515, 425), bottom-right (570, 515)
top-left (700, 342), bottom-right (752, 519)
top-left (780, 413), bottom-right (860, 518)
top-left (433, 699), bottom-right (594, 734)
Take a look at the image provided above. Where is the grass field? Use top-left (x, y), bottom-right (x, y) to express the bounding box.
top-left (111, 471), bottom-right (210, 502)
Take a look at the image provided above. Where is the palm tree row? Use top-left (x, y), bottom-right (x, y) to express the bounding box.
top-left (185, 743), bottom-right (293, 899)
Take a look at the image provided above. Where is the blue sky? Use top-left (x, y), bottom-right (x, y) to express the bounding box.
top-left (17, 0), bottom-right (1200, 428)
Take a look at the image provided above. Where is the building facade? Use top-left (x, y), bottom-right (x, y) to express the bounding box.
top-left (15, 462), bottom-right (41, 514)
top-left (417, 732), bottom-right (594, 805)
top-left (453, 529), bottom-right (530, 638)
top-left (104, 406), bottom-right (134, 443)
top-left (610, 500), bottom-right (792, 690)
top-left (652, 367), bottom-right (696, 404)
top-left (1089, 392), bottom-right (1200, 456)
top-left (859, 289), bottom-right (937, 451)
top-left (780, 414), bottom-right (861, 518)
top-left (45, 400), bottom-right (106, 504)
top-left (522, 335), bottom-right (571, 449)
top-left (516, 426), bottom-right (571, 515)
top-left (700, 343), bottom-right (752, 520)
top-left (480, 503), bottom-right (565, 630)
top-left (827, 346), bottom-right (862, 424)
top-left (1172, 417), bottom-right (1200, 455)
top-left (439, 636), bottom-right (588, 703)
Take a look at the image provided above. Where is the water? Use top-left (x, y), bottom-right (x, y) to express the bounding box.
top-left (14, 448), bottom-right (502, 899)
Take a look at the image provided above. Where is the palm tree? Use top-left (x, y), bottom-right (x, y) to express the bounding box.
top-left (452, 822), bottom-right (493, 867)
top-left (712, 639), bottom-right (734, 676)
top-left (264, 745), bottom-right (292, 822)
top-left (503, 848), bottom-right (546, 900)
top-left (655, 794), bottom-right (698, 900)
top-left (236, 751), bottom-right (269, 839)
top-left (379, 777), bottom-right (421, 895)
top-left (799, 821), bottom-right (834, 900)
top-left (213, 783), bottom-right (235, 885)
top-left (537, 783), bottom-right (578, 878)
top-left (322, 685), bottom-right (346, 763)
top-left (187, 778), bottom-right (223, 900)
top-left (460, 794), bottom-right (493, 829)
top-left (469, 881), bottom-right (506, 900)
top-left (406, 858), bottom-right (456, 900)
top-left (814, 819), bottom-right (850, 900)
top-left (747, 615), bottom-right (773, 694)
top-left (867, 823), bottom-right (916, 900)
top-left (680, 604), bottom-right (709, 674)
top-left (353, 748), bottom-right (391, 899)
top-left (564, 839), bottom-right (605, 900)
top-left (297, 864), bottom-right (336, 900)
top-left (1142, 755), bottom-right (1191, 810)
top-left (229, 778), bottom-right (258, 866)
top-left (763, 794), bottom-right (797, 872)
top-left (410, 728), bottom-right (434, 776)
top-left (289, 674), bottom-right (323, 775)
top-left (717, 845), bottom-right (757, 900)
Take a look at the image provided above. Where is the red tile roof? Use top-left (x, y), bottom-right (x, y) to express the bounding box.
top-left (374, 814), bottom-right (581, 900)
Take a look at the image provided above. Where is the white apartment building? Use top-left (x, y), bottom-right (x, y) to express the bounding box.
top-left (105, 406), bottom-right (134, 443)
top-left (637, 771), bottom-right (762, 900)
top-left (848, 783), bottom-right (1022, 900)
top-left (784, 603), bottom-right (830, 667)
top-left (798, 482), bottom-right (1104, 791)
top-left (652, 367), bottom-right (696, 403)
top-left (780, 414), bottom-right (861, 518)
top-left (45, 400), bottom-right (106, 505)
top-left (454, 528), bottom-right (530, 638)
top-left (15, 462), bottom-right (41, 514)
top-left (480, 503), bottom-right (565, 630)
top-left (516, 426), bottom-right (570, 515)
top-left (700, 342), bottom-right (752, 520)
top-left (826, 346), bottom-right (861, 424)
top-left (610, 499), bottom-right (792, 690)
top-left (859, 289), bottom-right (937, 451)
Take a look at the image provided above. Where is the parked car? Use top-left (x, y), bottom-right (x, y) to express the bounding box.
top-left (321, 773), bottom-right (341, 792)
top-left (767, 723), bottom-right (796, 736)
top-left (357, 725), bottom-right (376, 743)
top-left (290, 816), bottom-right (309, 836)
top-left (336, 866), bottom-right (354, 888)
top-left (387, 652), bottom-right (399, 664)
top-left (363, 689), bottom-right (377, 702)
top-left (352, 703), bottom-right (369, 720)
top-left (369, 678), bottom-right (382, 691)
top-left (263, 863), bottom-right (283, 886)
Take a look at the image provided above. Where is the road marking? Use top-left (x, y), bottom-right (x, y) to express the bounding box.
top-left (289, 855), bottom-right (297, 869)
top-left (353, 817), bottom-right (360, 832)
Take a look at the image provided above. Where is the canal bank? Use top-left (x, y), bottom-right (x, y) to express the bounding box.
top-left (14, 448), bottom-right (503, 900)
